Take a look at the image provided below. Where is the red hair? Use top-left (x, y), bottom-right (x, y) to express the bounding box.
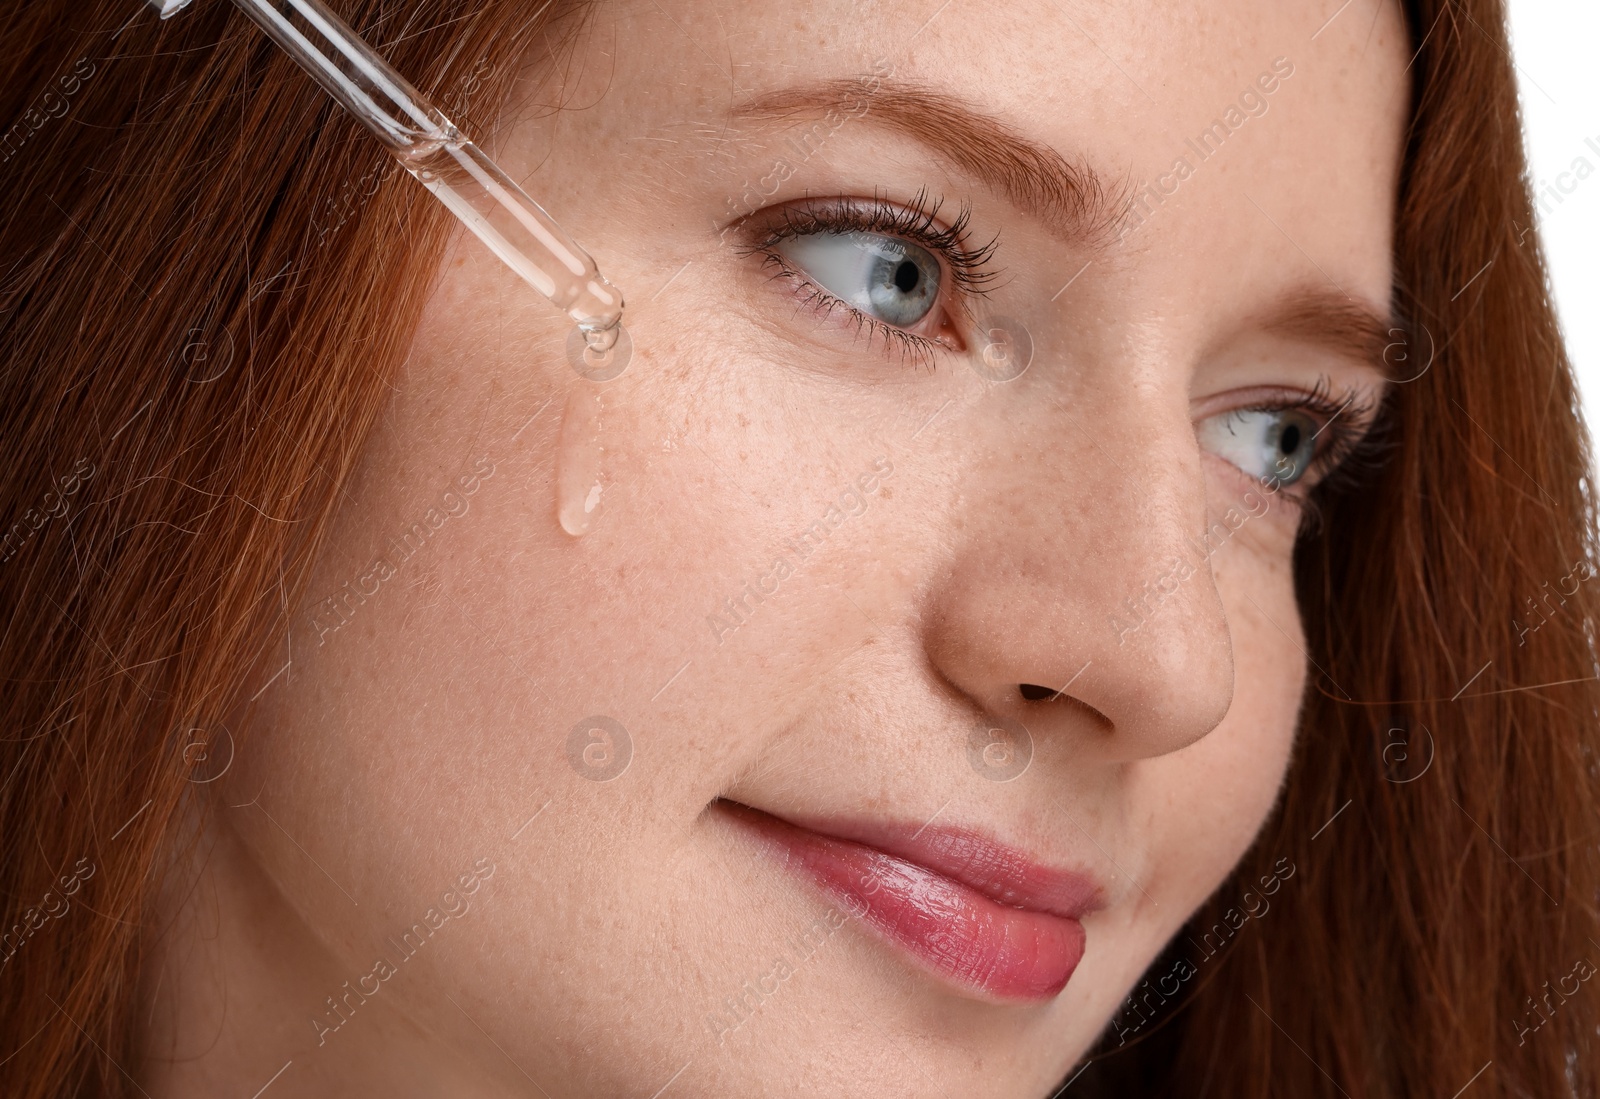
top-left (2, 1), bottom-right (1596, 1096)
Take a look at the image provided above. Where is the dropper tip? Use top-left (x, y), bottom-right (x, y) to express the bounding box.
top-left (567, 321), bottom-right (633, 381)
top-left (581, 320), bottom-right (623, 354)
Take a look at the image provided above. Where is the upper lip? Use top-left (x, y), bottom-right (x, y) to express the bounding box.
top-left (720, 801), bottom-right (1105, 920)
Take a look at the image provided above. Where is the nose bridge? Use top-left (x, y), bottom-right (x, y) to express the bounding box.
top-left (921, 372), bottom-right (1235, 761)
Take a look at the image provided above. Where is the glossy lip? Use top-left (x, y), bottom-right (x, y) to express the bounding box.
top-left (718, 800), bottom-right (1104, 1003)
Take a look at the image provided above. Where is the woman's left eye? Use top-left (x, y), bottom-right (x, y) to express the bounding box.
top-left (772, 231), bottom-right (942, 329)
top-left (1197, 407), bottom-right (1321, 485)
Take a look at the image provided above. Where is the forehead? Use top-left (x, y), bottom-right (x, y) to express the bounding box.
top-left (594, 0), bottom-right (1410, 323)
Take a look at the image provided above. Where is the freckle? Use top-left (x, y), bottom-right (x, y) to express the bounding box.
top-left (878, 487), bottom-right (892, 500)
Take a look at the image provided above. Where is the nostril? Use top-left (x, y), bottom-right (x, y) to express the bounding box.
top-left (1016, 682), bottom-right (1117, 731)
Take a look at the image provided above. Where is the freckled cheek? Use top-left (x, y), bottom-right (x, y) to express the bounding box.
top-left (1140, 537), bottom-right (1305, 902)
top-left (1139, 704), bottom-right (1302, 937)
top-left (1223, 504), bottom-right (1304, 572)
top-left (1211, 517), bottom-right (1308, 695)
top-left (1214, 537), bottom-right (1308, 790)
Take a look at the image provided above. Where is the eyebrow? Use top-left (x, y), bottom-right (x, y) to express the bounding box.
top-left (1258, 288), bottom-right (1401, 381)
top-left (731, 80), bottom-right (1398, 377)
top-left (730, 79), bottom-right (1127, 246)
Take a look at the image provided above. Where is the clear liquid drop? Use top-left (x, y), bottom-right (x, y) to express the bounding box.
top-left (557, 385), bottom-right (604, 537)
top-left (582, 322), bottom-right (620, 353)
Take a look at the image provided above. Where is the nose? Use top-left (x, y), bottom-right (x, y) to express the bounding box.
top-left (920, 380), bottom-right (1235, 764)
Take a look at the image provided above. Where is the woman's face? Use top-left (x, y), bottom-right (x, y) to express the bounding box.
top-left (156, 1), bottom-right (1409, 1095)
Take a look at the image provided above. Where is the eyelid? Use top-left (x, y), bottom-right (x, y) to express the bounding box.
top-left (750, 243), bottom-right (962, 367)
top-left (1194, 379), bottom-right (1383, 493)
top-left (1192, 380), bottom-right (1378, 437)
top-left (734, 189), bottom-right (1000, 289)
top-left (732, 190), bottom-right (1000, 368)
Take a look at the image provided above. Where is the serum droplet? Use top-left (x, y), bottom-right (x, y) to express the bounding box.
top-left (556, 384), bottom-right (604, 537)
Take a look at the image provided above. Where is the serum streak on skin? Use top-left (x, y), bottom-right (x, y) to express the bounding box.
top-left (557, 385), bottom-right (605, 536)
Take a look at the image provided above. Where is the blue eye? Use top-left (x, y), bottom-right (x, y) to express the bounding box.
top-left (1197, 407), bottom-right (1320, 485)
top-left (773, 231), bottom-right (942, 329)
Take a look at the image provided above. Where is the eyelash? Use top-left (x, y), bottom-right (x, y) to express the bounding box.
top-left (735, 188), bottom-right (1000, 370)
top-left (1239, 376), bottom-right (1384, 500)
top-left (733, 195), bottom-right (1385, 498)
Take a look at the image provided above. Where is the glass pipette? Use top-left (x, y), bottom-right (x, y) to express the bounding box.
top-left (146, 0), bottom-right (626, 352)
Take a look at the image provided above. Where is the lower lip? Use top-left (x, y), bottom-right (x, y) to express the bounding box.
top-left (731, 810), bottom-right (1086, 1002)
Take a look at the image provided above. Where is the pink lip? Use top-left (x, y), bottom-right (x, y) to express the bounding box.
top-left (720, 801), bottom-right (1102, 1003)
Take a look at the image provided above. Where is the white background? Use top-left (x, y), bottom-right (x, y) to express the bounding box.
top-left (1508, 2), bottom-right (1600, 439)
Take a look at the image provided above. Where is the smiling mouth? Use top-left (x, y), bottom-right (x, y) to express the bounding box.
top-left (715, 800), bottom-right (1102, 1003)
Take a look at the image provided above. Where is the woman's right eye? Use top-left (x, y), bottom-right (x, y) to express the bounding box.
top-left (773, 231), bottom-right (944, 330)
top-left (1196, 406), bottom-right (1323, 486)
